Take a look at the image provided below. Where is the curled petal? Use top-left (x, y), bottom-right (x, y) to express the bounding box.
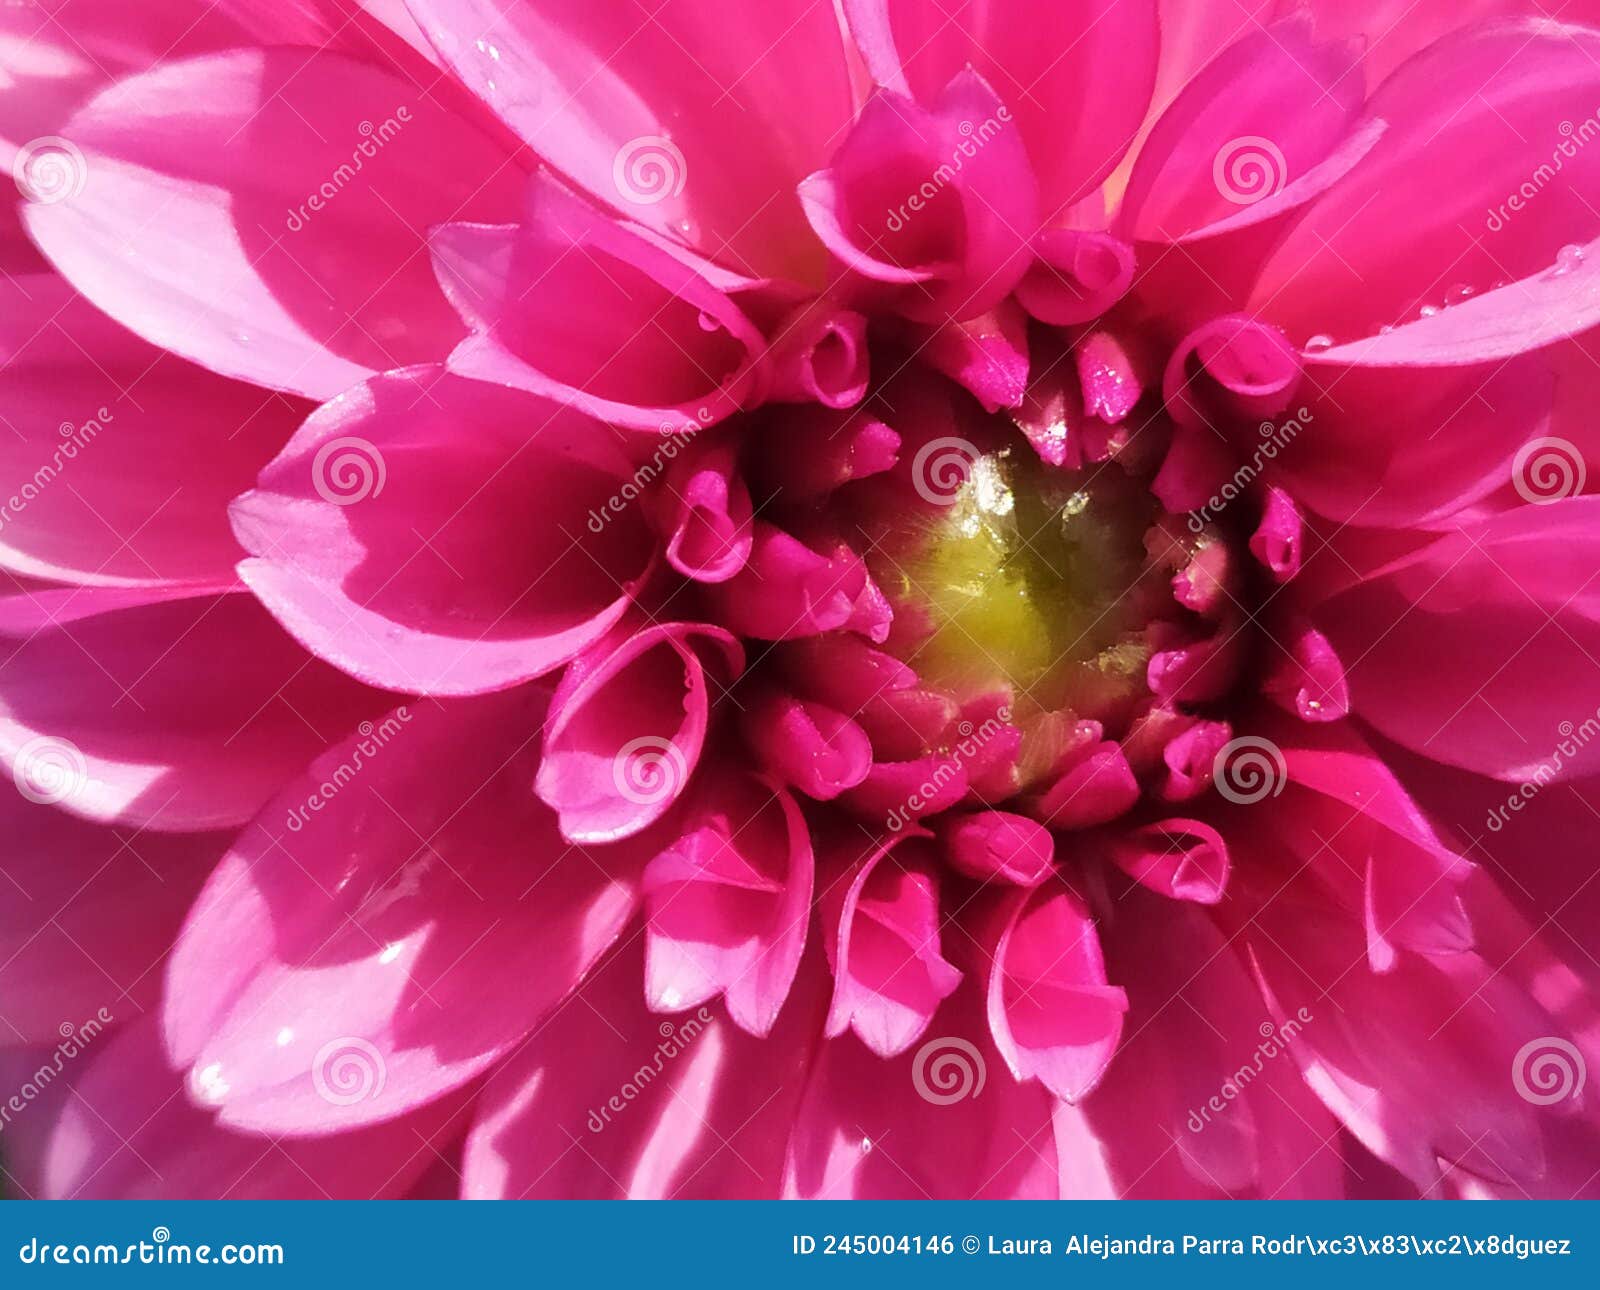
top-left (536, 622), bottom-right (743, 843)
top-left (984, 877), bottom-right (1128, 1102)
top-left (642, 770), bottom-right (813, 1036)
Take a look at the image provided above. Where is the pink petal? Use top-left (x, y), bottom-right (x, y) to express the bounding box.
top-left (163, 689), bottom-right (645, 1133)
top-left (642, 770), bottom-right (813, 1036)
top-left (44, 1018), bottom-right (468, 1199)
top-left (739, 688), bottom-right (872, 802)
top-left (653, 436), bottom-right (753, 584)
top-left (1119, 17), bottom-right (1364, 243)
top-left (1015, 230), bottom-right (1136, 327)
top-left (1108, 818), bottom-right (1230, 905)
top-left (463, 943), bottom-right (822, 1198)
top-left (1252, 21), bottom-right (1600, 348)
top-left (799, 71), bottom-right (1039, 322)
top-left (0, 787), bottom-right (223, 1043)
top-left (1320, 498), bottom-right (1600, 781)
top-left (536, 622), bottom-right (742, 844)
top-left (938, 810), bottom-right (1055, 886)
top-left (984, 878), bottom-right (1127, 1101)
top-left (432, 183), bottom-right (768, 433)
top-left (0, 588), bottom-right (388, 830)
top-left (407, 0), bottom-right (853, 280)
top-left (23, 49), bottom-right (524, 400)
top-left (1056, 888), bottom-right (1342, 1198)
top-left (785, 974), bottom-right (1057, 1199)
top-left (844, 0), bottom-right (1159, 219)
top-left (0, 276), bottom-right (308, 587)
top-left (823, 835), bottom-right (962, 1057)
top-left (232, 368), bottom-right (653, 697)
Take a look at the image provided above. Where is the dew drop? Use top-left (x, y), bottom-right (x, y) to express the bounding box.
top-left (1304, 334), bottom-right (1334, 353)
top-left (1418, 304), bottom-right (1440, 319)
top-left (696, 310), bottom-right (722, 333)
top-left (1551, 243), bottom-right (1587, 278)
top-left (1442, 283), bottom-right (1476, 306)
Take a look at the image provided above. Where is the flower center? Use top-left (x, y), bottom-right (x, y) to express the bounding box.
top-left (859, 438), bottom-right (1174, 719)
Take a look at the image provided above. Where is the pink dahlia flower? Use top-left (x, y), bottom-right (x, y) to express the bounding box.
top-left (4, 0), bottom-right (1600, 1200)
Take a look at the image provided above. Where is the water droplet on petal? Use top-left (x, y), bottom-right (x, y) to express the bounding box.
top-left (1304, 334), bottom-right (1334, 353)
top-left (1551, 243), bottom-right (1587, 278)
top-left (697, 311), bottom-right (722, 333)
top-left (1418, 304), bottom-right (1440, 319)
top-left (1378, 324), bottom-right (1396, 334)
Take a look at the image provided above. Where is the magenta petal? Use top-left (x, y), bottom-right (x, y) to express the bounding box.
top-left (800, 71), bottom-right (1039, 322)
top-left (1254, 21), bottom-right (1600, 346)
top-left (655, 437), bottom-right (754, 584)
top-left (0, 275), bottom-right (309, 587)
top-left (706, 523), bottom-right (866, 640)
top-left (536, 622), bottom-right (742, 843)
top-left (1016, 230), bottom-right (1136, 326)
top-left (1119, 17), bottom-right (1364, 243)
top-left (407, 0), bottom-right (854, 280)
top-left (939, 810), bottom-right (1054, 887)
top-left (785, 972), bottom-right (1056, 1199)
top-left (823, 835), bottom-right (962, 1057)
top-left (45, 1018), bottom-right (467, 1199)
top-left (984, 878), bottom-right (1127, 1102)
top-left (643, 770), bottom-right (813, 1036)
top-left (432, 183), bottom-right (768, 432)
top-left (232, 368), bottom-right (653, 697)
top-left (23, 49), bottom-right (523, 400)
top-left (163, 689), bottom-right (644, 1133)
top-left (1028, 742), bottom-right (1139, 829)
top-left (844, 0), bottom-right (1159, 218)
top-left (0, 786), bottom-right (224, 1042)
top-left (740, 688), bottom-right (872, 802)
top-left (1057, 888), bottom-right (1342, 1199)
top-left (462, 943), bottom-right (820, 1198)
top-left (0, 588), bottom-right (388, 831)
top-left (766, 301), bottom-right (871, 409)
top-left (1108, 818), bottom-right (1231, 905)
top-left (1320, 498), bottom-right (1600, 781)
